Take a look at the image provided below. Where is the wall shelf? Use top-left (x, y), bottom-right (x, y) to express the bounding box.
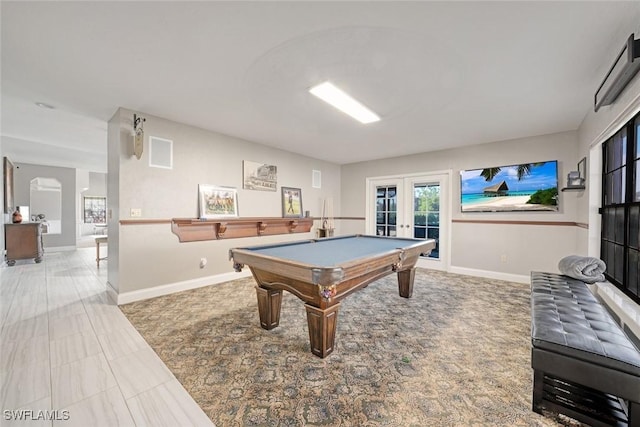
top-left (171, 217), bottom-right (314, 242)
top-left (561, 186), bottom-right (585, 192)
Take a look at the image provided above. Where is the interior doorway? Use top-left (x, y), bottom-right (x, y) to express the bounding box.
top-left (30, 177), bottom-right (62, 234)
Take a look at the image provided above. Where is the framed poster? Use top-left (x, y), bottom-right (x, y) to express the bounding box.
top-left (281, 187), bottom-right (303, 218)
top-left (198, 185), bottom-right (238, 219)
top-left (243, 161), bottom-right (277, 191)
top-left (577, 157), bottom-right (587, 180)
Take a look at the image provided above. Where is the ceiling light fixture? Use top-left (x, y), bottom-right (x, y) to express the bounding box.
top-left (35, 102), bottom-right (55, 109)
top-left (594, 33), bottom-right (640, 112)
top-left (309, 81), bottom-right (380, 124)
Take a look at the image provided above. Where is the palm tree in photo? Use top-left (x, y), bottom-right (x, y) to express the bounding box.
top-left (480, 162), bottom-right (546, 182)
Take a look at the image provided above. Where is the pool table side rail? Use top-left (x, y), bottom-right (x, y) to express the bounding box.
top-left (229, 235), bottom-right (434, 271)
top-left (248, 255), bottom-right (413, 307)
top-left (231, 248), bottom-right (345, 285)
top-left (229, 234), bottom-right (429, 253)
top-left (229, 238), bottom-right (435, 287)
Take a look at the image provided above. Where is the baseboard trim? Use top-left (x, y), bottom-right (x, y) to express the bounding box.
top-left (106, 281), bottom-right (118, 304)
top-left (416, 257), bottom-right (447, 272)
top-left (448, 266), bottom-right (529, 284)
top-left (44, 245), bottom-right (77, 253)
top-left (116, 270), bottom-right (252, 305)
top-left (112, 264), bottom-right (528, 305)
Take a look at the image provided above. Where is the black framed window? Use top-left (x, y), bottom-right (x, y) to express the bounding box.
top-left (601, 113), bottom-right (640, 302)
top-left (83, 196), bottom-right (106, 224)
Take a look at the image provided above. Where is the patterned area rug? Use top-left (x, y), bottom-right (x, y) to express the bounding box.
top-left (121, 269), bottom-right (574, 426)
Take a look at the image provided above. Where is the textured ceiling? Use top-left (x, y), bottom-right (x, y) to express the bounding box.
top-left (2, 1), bottom-right (639, 172)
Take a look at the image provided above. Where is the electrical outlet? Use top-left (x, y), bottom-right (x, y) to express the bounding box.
top-left (500, 254), bottom-right (507, 263)
top-left (130, 208), bottom-right (142, 217)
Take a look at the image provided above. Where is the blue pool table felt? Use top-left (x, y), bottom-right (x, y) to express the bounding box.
top-left (246, 236), bottom-right (419, 267)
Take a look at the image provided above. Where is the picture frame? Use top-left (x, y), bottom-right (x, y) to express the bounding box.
top-left (243, 160), bottom-right (277, 191)
top-left (577, 157), bottom-right (587, 180)
top-left (281, 187), bottom-right (303, 218)
top-left (3, 156), bottom-right (14, 214)
top-left (460, 160), bottom-right (559, 212)
top-left (198, 185), bottom-right (238, 219)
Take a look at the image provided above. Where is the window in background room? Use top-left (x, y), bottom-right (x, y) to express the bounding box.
top-left (601, 113), bottom-right (640, 302)
top-left (83, 196), bottom-right (106, 224)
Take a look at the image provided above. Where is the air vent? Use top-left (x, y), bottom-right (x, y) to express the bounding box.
top-left (149, 136), bottom-right (173, 169)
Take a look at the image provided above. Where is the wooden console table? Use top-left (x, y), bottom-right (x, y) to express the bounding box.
top-left (171, 217), bottom-right (313, 242)
top-left (5, 223), bottom-right (44, 266)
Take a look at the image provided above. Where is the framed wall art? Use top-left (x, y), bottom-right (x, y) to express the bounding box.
top-left (577, 157), bottom-right (587, 181)
top-left (198, 185), bottom-right (238, 219)
top-left (460, 160), bottom-right (559, 212)
top-left (3, 156), bottom-right (14, 214)
top-left (281, 187), bottom-right (303, 218)
top-left (243, 160), bottom-right (277, 191)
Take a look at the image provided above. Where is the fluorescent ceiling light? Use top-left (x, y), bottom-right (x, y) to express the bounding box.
top-left (309, 81), bottom-right (380, 124)
top-left (35, 102), bottom-right (55, 109)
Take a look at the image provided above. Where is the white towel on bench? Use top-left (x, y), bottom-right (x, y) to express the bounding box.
top-left (558, 255), bottom-right (606, 284)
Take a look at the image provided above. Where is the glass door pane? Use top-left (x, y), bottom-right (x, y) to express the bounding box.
top-left (413, 183), bottom-right (440, 259)
top-left (375, 185), bottom-right (397, 237)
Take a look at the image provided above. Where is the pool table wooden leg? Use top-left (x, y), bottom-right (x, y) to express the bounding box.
top-left (305, 303), bottom-right (340, 358)
top-left (255, 286), bottom-right (282, 330)
top-left (397, 267), bottom-right (416, 298)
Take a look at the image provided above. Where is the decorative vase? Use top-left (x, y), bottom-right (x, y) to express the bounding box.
top-left (12, 208), bottom-right (22, 224)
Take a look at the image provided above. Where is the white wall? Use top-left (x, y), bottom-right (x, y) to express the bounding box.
top-left (1, 142), bottom-right (5, 252)
top-left (105, 16), bottom-right (640, 298)
top-left (13, 162), bottom-right (76, 248)
top-left (341, 131), bottom-right (579, 280)
top-left (107, 111), bottom-right (122, 294)
top-left (573, 18), bottom-right (640, 328)
top-left (108, 108), bottom-right (341, 299)
top-left (576, 17), bottom-right (640, 258)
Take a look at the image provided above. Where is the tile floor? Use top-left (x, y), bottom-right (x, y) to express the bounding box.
top-left (0, 247), bottom-right (214, 426)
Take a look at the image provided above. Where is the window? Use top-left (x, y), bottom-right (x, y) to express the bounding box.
top-left (413, 183), bottom-right (440, 259)
top-left (83, 196), bottom-right (106, 224)
top-left (375, 186), bottom-right (397, 237)
top-left (601, 113), bottom-right (640, 302)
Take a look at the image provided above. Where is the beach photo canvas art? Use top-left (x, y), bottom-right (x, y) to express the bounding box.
top-left (460, 161), bottom-right (559, 212)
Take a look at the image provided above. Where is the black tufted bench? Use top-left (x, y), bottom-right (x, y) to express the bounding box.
top-left (530, 272), bottom-right (640, 427)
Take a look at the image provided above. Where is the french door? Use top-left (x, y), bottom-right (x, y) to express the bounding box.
top-left (366, 172), bottom-right (450, 271)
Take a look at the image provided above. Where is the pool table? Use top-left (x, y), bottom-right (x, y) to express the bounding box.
top-left (229, 234), bottom-right (436, 357)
